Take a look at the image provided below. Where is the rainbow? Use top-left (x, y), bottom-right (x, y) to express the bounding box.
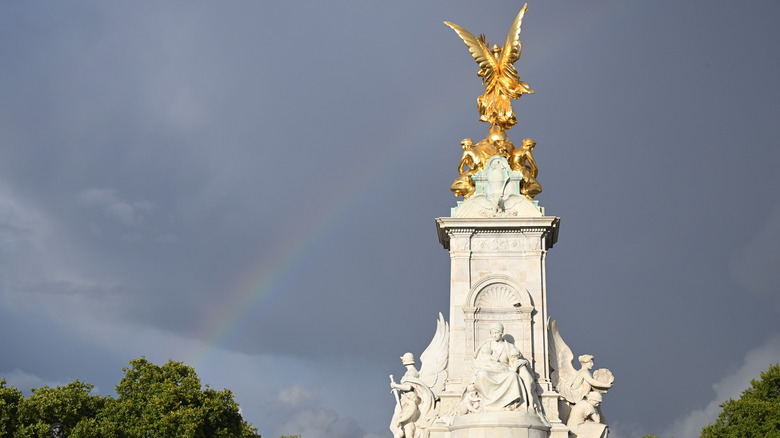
top-left (190, 0), bottom-right (645, 370)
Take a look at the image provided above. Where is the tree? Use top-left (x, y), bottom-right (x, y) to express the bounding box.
top-left (15, 380), bottom-right (107, 438)
top-left (0, 379), bottom-right (24, 436)
top-left (700, 363), bottom-right (780, 438)
top-left (89, 357), bottom-right (259, 438)
top-left (0, 358), bottom-right (260, 438)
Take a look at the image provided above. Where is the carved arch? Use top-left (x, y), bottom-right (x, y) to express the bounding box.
top-left (463, 275), bottom-right (536, 366)
top-left (466, 274), bottom-right (534, 308)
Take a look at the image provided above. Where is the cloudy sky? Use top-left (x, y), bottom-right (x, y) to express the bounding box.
top-left (1, 1), bottom-right (779, 437)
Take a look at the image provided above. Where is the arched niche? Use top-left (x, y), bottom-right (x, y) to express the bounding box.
top-left (462, 275), bottom-right (536, 363)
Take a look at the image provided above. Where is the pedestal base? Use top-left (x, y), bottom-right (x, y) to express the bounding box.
top-left (449, 411), bottom-right (550, 438)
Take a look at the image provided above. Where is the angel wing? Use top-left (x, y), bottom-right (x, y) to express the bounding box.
top-left (500, 3), bottom-right (529, 66)
top-left (419, 313), bottom-right (449, 394)
top-left (443, 21), bottom-right (498, 85)
top-left (548, 319), bottom-right (576, 389)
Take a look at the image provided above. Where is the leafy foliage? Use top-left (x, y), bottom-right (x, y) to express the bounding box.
top-left (0, 379), bottom-right (24, 436)
top-left (0, 358), bottom-right (260, 438)
top-left (17, 380), bottom-right (107, 438)
top-left (700, 363), bottom-right (780, 438)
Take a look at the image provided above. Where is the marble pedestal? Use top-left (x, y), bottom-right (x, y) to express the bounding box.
top-left (449, 411), bottom-right (549, 438)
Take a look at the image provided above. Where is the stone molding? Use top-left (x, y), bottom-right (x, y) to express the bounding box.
top-left (436, 217), bottom-right (560, 251)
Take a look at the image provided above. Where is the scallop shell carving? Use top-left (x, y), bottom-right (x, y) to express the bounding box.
top-left (475, 284), bottom-right (520, 308)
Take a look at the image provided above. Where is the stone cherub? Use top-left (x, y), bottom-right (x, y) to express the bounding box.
top-left (458, 383), bottom-right (482, 415)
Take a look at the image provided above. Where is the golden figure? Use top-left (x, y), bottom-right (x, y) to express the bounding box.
top-left (444, 4), bottom-right (534, 132)
top-left (508, 138), bottom-right (542, 199)
top-left (450, 131), bottom-right (534, 199)
top-left (477, 128), bottom-right (515, 160)
top-left (451, 139), bottom-right (479, 199)
top-left (457, 138), bottom-right (481, 176)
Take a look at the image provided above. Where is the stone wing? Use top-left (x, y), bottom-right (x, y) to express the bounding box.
top-left (548, 319), bottom-right (576, 389)
top-left (419, 312), bottom-right (449, 394)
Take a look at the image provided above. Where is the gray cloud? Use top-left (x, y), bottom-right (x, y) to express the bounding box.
top-left (663, 334), bottom-right (780, 438)
top-left (730, 202), bottom-right (780, 312)
top-left (78, 188), bottom-right (154, 227)
top-left (1, 0), bottom-right (779, 436)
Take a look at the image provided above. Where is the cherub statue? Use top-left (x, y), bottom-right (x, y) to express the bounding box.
top-left (458, 383), bottom-right (482, 415)
top-left (444, 4), bottom-right (534, 132)
top-left (508, 138), bottom-right (542, 199)
top-left (548, 320), bottom-right (614, 406)
top-left (451, 139), bottom-right (479, 198)
top-left (457, 138), bottom-right (481, 176)
top-left (389, 314), bottom-right (449, 438)
top-left (566, 392), bottom-right (609, 438)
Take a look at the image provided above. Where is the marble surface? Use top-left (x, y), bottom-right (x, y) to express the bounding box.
top-left (388, 155), bottom-right (613, 437)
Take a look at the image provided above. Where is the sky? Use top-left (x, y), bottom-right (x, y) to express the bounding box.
top-left (1, 1), bottom-right (779, 437)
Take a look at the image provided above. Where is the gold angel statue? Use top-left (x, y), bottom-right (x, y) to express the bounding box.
top-left (445, 4), bottom-right (534, 132)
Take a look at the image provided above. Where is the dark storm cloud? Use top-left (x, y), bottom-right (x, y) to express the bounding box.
top-left (1, 1), bottom-right (780, 436)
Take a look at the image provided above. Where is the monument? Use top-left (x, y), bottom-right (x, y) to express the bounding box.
top-left (389, 4), bottom-right (614, 438)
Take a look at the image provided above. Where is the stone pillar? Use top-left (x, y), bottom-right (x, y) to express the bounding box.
top-left (436, 217), bottom-right (560, 396)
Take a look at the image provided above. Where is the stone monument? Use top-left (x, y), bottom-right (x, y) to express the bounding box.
top-left (388, 4), bottom-right (614, 438)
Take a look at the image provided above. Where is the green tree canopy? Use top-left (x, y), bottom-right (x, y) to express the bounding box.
top-left (0, 358), bottom-right (260, 438)
top-left (700, 363), bottom-right (780, 438)
top-left (0, 379), bottom-right (24, 436)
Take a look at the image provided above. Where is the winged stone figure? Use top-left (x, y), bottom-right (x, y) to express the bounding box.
top-left (389, 313), bottom-right (449, 438)
top-left (548, 319), bottom-right (614, 406)
top-left (444, 3), bottom-right (534, 132)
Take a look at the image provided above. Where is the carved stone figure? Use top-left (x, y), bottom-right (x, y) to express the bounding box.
top-left (508, 138), bottom-right (542, 199)
top-left (389, 314), bottom-right (449, 438)
top-left (560, 355), bottom-right (613, 404)
top-left (391, 378), bottom-right (422, 438)
top-left (49, 423), bottom-right (65, 438)
top-left (566, 392), bottom-right (609, 438)
top-left (466, 322), bottom-right (539, 412)
top-left (458, 383), bottom-right (482, 415)
top-left (390, 353), bottom-right (438, 438)
top-left (549, 320), bottom-right (614, 406)
top-left (444, 4), bottom-right (534, 132)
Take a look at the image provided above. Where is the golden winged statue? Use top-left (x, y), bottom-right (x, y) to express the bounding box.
top-left (444, 3), bottom-right (534, 132)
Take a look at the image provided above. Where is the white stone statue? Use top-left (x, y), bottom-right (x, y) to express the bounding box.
top-left (458, 383), bottom-right (482, 415)
top-left (390, 353), bottom-right (438, 438)
top-left (549, 320), bottom-right (614, 405)
top-left (566, 392), bottom-right (609, 438)
top-left (465, 322), bottom-right (541, 413)
top-left (389, 314), bottom-right (449, 437)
